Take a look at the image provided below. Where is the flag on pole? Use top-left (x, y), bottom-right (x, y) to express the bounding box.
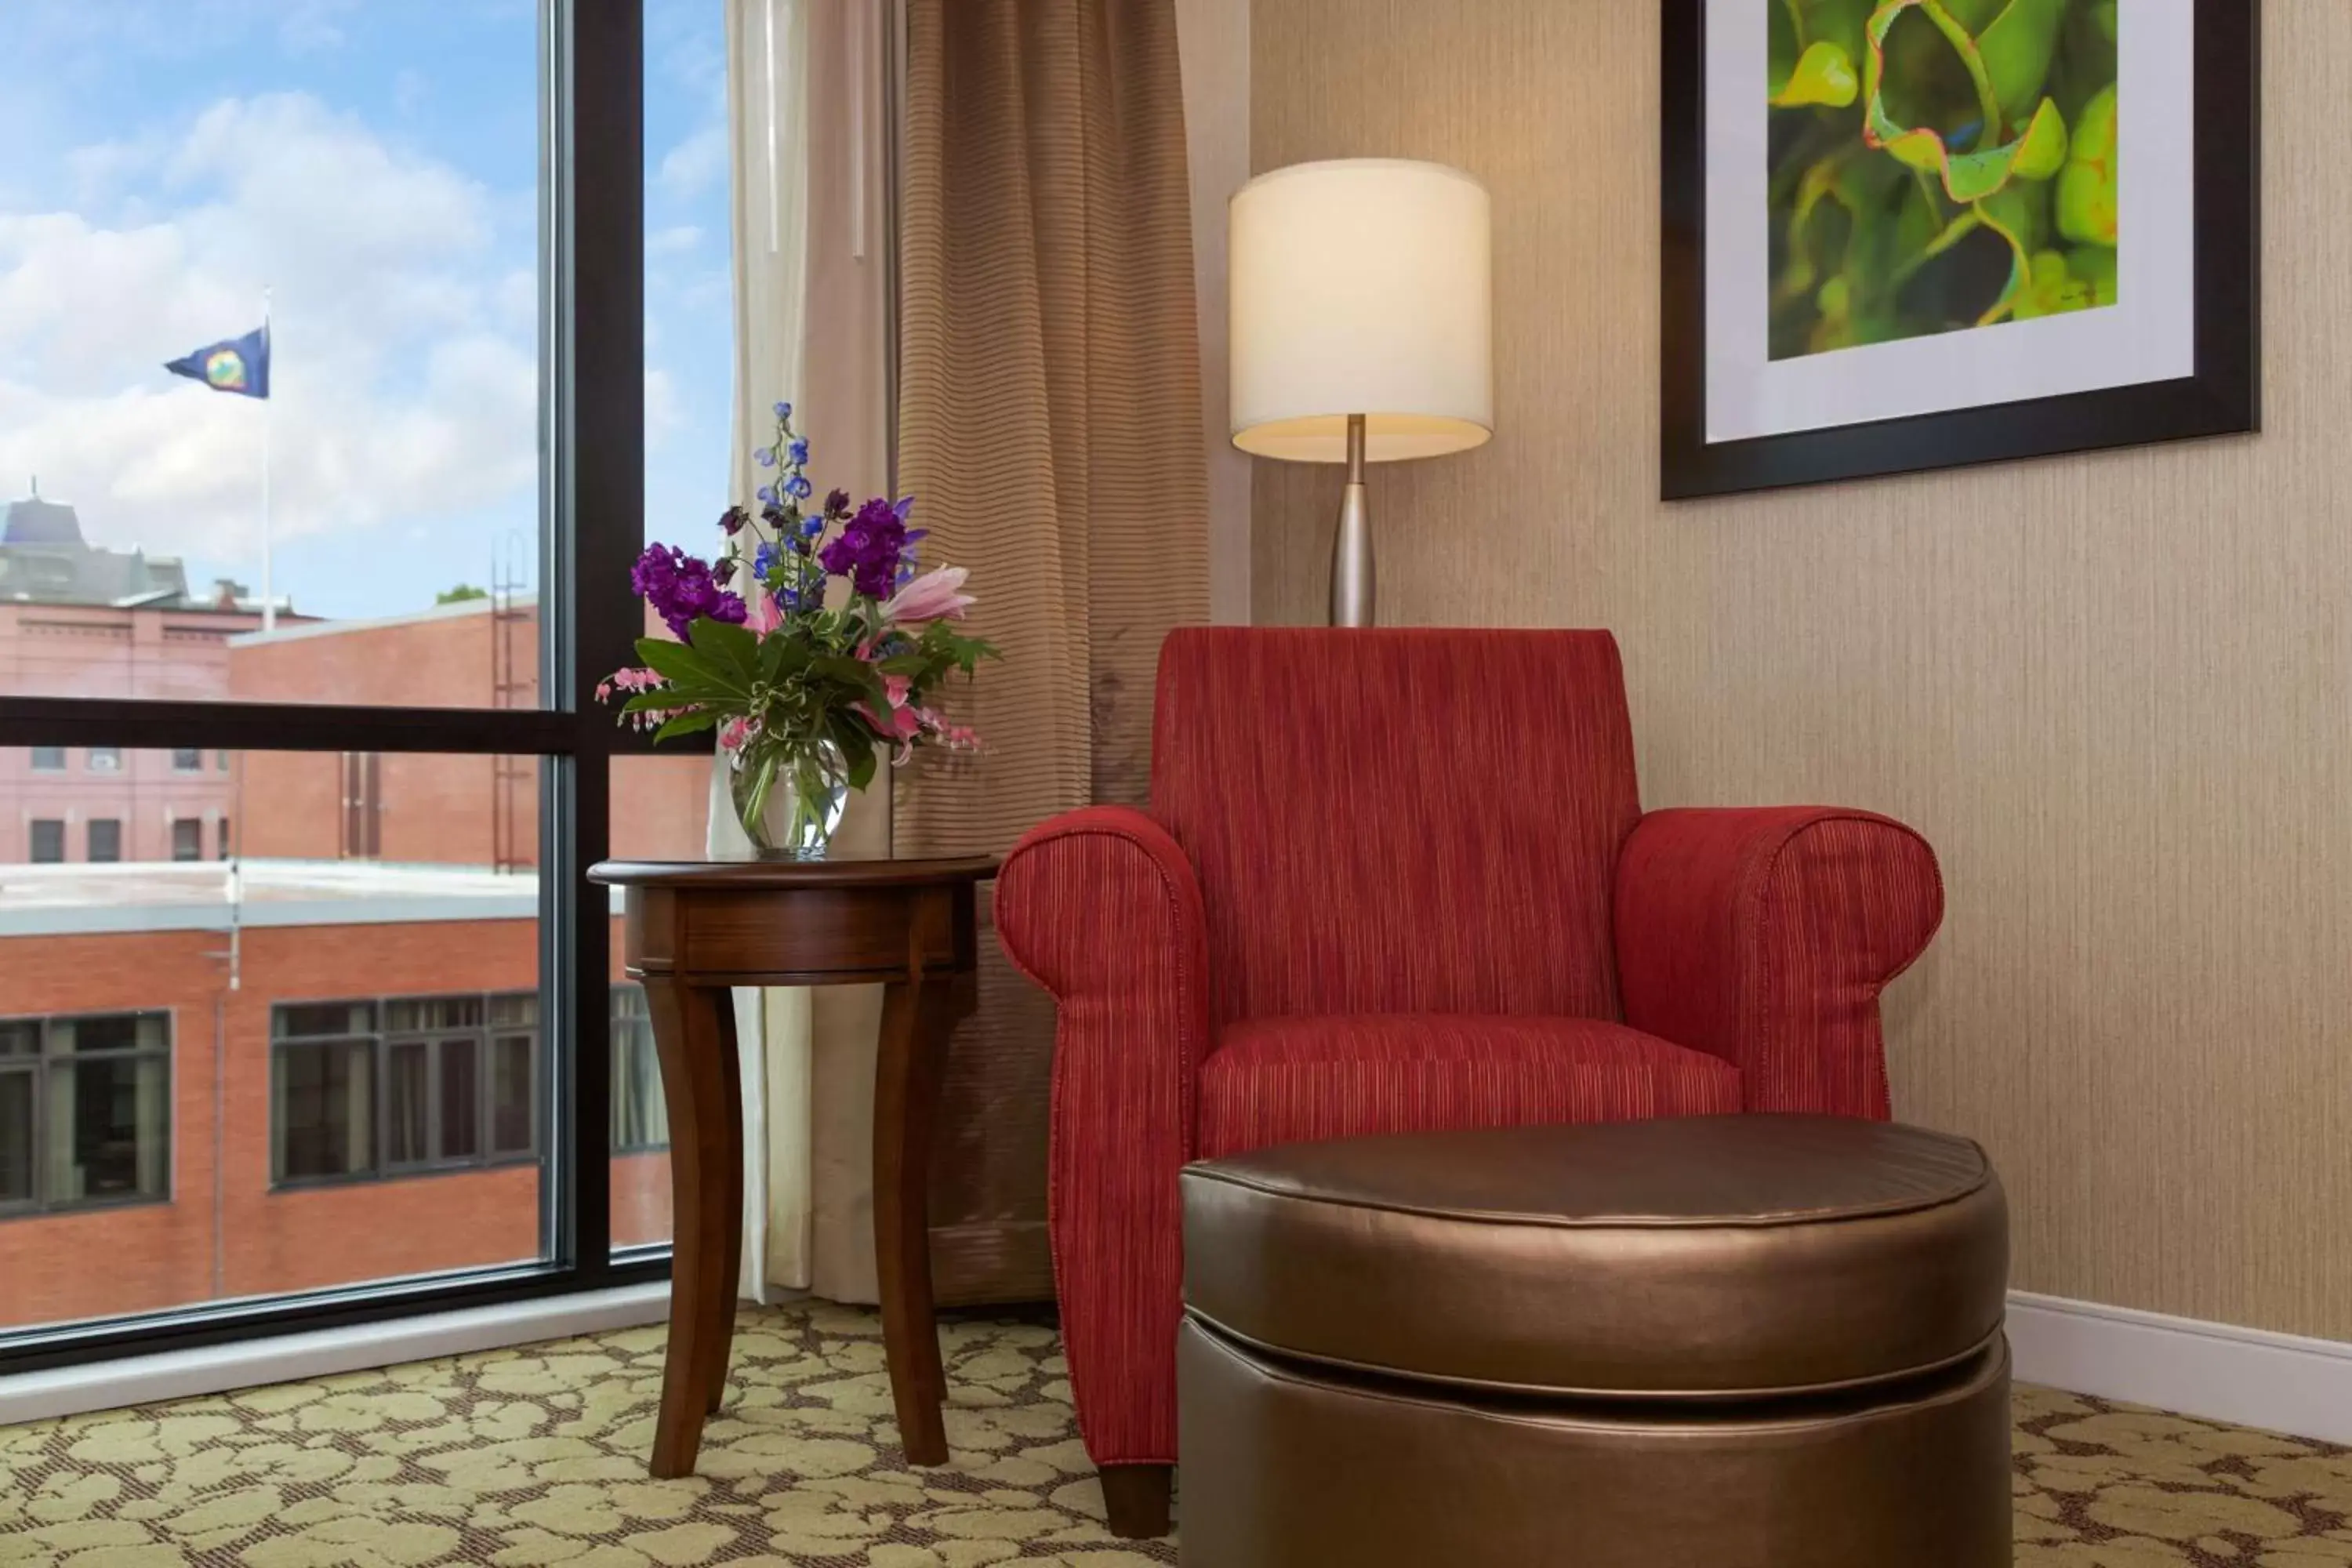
top-left (165, 327), bottom-right (270, 399)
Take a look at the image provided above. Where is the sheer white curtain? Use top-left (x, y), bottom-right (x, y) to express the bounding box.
top-left (719, 0), bottom-right (895, 1303)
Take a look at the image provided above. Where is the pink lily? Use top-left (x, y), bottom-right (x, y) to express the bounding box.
top-left (719, 717), bottom-right (758, 752)
top-left (856, 673), bottom-right (924, 757)
top-left (880, 566), bottom-right (975, 629)
top-left (745, 590), bottom-right (784, 637)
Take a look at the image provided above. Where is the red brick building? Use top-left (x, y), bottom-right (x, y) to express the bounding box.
top-left (2, 576), bottom-right (710, 1331)
top-left (0, 864), bottom-right (674, 1329)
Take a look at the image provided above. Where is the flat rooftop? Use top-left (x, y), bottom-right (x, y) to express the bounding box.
top-left (0, 859), bottom-right (618, 938)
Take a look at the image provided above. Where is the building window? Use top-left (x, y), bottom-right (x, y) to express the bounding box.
top-left (610, 986), bottom-right (670, 1154)
top-left (86, 748), bottom-right (122, 774)
top-left (89, 819), bottom-right (122, 863)
top-left (217, 818), bottom-right (234, 860)
top-left (29, 746), bottom-right (66, 772)
top-left (0, 1011), bottom-right (172, 1216)
top-left (29, 821), bottom-right (65, 864)
top-left (216, 751), bottom-right (232, 773)
top-left (271, 992), bottom-right (543, 1187)
top-left (169, 819), bottom-right (201, 862)
top-left (171, 749), bottom-right (204, 773)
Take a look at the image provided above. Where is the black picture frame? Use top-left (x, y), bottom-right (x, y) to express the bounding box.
top-left (1661, 0), bottom-right (2259, 501)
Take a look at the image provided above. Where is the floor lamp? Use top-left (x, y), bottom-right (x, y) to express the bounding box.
top-left (1228, 159), bottom-right (1494, 627)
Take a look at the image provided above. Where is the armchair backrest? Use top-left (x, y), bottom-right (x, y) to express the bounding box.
top-left (1151, 628), bottom-right (1642, 1028)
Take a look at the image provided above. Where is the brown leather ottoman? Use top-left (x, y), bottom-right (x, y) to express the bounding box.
top-left (1178, 1116), bottom-right (2011, 1567)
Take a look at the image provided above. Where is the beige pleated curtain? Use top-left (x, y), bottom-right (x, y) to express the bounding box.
top-left (720, 0), bottom-right (896, 1303)
top-left (895, 0), bottom-right (1212, 1301)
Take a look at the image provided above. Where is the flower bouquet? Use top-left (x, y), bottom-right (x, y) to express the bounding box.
top-left (601, 402), bottom-right (995, 858)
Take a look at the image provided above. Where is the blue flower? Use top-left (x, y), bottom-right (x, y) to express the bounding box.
top-left (773, 400), bottom-right (793, 419)
top-left (757, 485), bottom-right (778, 506)
top-left (789, 438), bottom-right (810, 465)
top-left (785, 474), bottom-right (814, 500)
top-left (753, 541), bottom-right (781, 578)
top-left (800, 514), bottom-right (825, 539)
top-left (754, 447), bottom-right (776, 468)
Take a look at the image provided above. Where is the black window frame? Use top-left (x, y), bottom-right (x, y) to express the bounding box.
top-left (89, 818), bottom-right (123, 863)
top-left (170, 748), bottom-right (203, 773)
top-left (270, 991), bottom-right (543, 1189)
top-left (0, 1010), bottom-right (172, 1219)
top-left (168, 818), bottom-right (201, 862)
top-left (28, 819), bottom-right (65, 865)
top-left (0, 2), bottom-right (677, 1374)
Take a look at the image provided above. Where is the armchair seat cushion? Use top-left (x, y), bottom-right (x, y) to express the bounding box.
top-left (1196, 1014), bottom-right (1743, 1161)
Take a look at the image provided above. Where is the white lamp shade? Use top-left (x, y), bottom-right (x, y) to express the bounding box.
top-left (1229, 158), bottom-right (1494, 465)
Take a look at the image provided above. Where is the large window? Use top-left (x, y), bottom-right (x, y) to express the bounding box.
top-left (272, 993), bottom-right (542, 1186)
top-left (89, 820), bottom-right (122, 863)
top-left (0, 1013), bottom-right (171, 1217)
top-left (30, 747), bottom-right (64, 772)
top-left (0, 3), bottom-right (679, 1370)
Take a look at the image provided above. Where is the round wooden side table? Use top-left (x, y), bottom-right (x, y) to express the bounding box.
top-left (590, 856), bottom-right (998, 1478)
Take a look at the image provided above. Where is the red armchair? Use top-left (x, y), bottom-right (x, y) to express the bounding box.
top-left (993, 628), bottom-right (1943, 1536)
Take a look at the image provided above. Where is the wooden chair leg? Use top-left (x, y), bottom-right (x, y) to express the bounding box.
top-left (1100, 1464), bottom-right (1174, 1541)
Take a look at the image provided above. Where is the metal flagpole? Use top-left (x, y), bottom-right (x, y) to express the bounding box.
top-left (260, 285), bottom-right (275, 633)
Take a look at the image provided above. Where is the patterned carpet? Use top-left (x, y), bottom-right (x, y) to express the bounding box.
top-left (2, 1301), bottom-right (2350, 1566)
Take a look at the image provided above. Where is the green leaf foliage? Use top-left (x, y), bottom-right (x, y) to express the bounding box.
top-left (1771, 0), bottom-right (2118, 361)
top-left (1774, 42), bottom-right (1860, 109)
top-left (2056, 82), bottom-right (2118, 246)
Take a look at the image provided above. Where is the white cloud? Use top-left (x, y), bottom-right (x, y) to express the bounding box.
top-left (277, 0), bottom-right (358, 55)
top-left (0, 92), bottom-right (537, 569)
top-left (648, 225), bottom-right (702, 256)
top-left (646, 368), bottom-right (684, 452)
top-left (659, 125), bottom-right (729, 199)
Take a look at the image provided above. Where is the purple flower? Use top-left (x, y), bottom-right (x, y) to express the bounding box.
top-left (773, 400), bottom-right (793, 419)
top-left (818, 496), bottom-right (913, 600)
top-left (755, 447), bottom-right (776, 468)
top-left (823, 488), bottom-right (851, 518)
top-left (632, 543), bottom-right (748, 639)
top-left (719, 506), bottom-right (750, 535)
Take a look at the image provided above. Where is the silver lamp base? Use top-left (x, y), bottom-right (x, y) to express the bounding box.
top-left (1330, 414), bottom-right (1373, 627)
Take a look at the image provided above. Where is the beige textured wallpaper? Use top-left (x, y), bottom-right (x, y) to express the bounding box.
top-left (1250, 2), bottom-right (2352, 1341)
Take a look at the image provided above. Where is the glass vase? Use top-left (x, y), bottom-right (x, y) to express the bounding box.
top-left (730, 735), bottom-right (851, 861)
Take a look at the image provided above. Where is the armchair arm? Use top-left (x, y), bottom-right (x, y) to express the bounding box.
top-left (994, 804), bottom-right (1210, 1465)
top-left (1613, 808), bottom-right (1943, 1118)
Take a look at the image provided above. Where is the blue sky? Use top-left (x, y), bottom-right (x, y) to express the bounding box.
top-left (0, 0), bottom-right (733, 619)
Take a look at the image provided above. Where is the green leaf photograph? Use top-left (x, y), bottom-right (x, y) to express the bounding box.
top-left (1768, 0), bottom-right (2120, 361)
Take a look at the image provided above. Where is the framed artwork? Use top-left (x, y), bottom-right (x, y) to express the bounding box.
top-left (1661, 0), bottom-right (2259, 499)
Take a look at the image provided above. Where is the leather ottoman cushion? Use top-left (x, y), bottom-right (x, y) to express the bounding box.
top-left (1181, 1115), bottom-right (2006, 1399)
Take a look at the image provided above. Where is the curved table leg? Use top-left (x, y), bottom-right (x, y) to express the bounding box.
top-left (642, 977), bottom-right (743, 1479)
top-left (873, 970), bottom-right (973, 1467)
